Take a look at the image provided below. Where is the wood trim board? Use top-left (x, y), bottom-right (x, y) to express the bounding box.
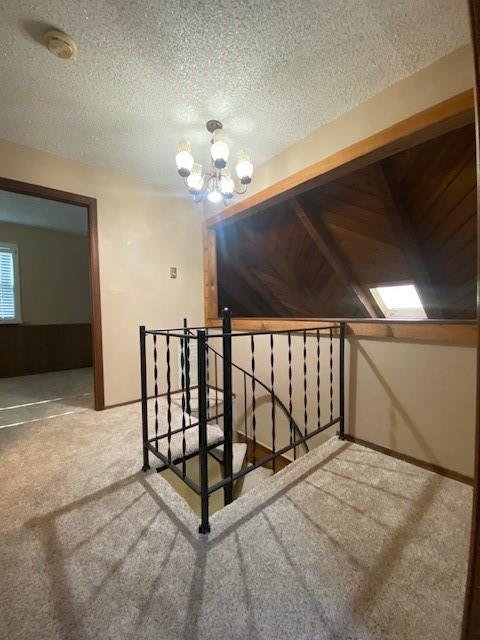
top-left (463, 1), bottom-right (480, 637)
top-left (204, 317), bottom-right (477, 346)
top-left (206, 89), bottom-right (474, 228)
top-left (346, 321), bottom-right (477, 346)
top-left (345, 435), bottom-right (473, 486)
top-left (203, 224), bottom-right (219, 322)
top-left (233, 431), bottom-right (472, 484)
top-left (0, 177), bottom-right (105, 410)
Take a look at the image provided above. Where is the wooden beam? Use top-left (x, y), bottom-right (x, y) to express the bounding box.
top-left (218, 318), bottom-right (340, 332)
top-left (202, 222), bottom-right (219, 322)
top-left (206, 90), bottom-right (474, 228)
top-left (292, 199), bottom-right (382, 318)
top-left (204, 316), bottom-right (477, 346)
top-left (346, 320), bottom-right (476, 346)
top-left (373, 163), bottom-right (444, 319)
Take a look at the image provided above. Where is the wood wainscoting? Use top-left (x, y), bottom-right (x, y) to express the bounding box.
top-left (0, 323), bottom-right (92, 378)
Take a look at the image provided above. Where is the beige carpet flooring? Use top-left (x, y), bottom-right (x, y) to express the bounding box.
top-left (0, 368), bottom-right (93, 429)
top-left (0, 399), bottom-right (472, 640)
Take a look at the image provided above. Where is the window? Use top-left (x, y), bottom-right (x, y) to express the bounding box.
top-left (0, 242), bottom-right (21, 323)
top-left (370, 284), bottom-right (426, 319)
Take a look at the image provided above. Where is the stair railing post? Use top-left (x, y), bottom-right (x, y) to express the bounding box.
top-left (222, 307), bottom-right (234, 506)
top-left (339, 321), bottom-right (346, 440)
top-left (140, 325), bottom-right (150, 471)
top-left (183, 318), bottom-right (191, 414)
top-left (197, 329), bottom-right (211, 534)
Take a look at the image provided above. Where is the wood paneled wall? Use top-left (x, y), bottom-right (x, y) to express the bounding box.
top-left (214, 123), bottom-right (477, 321)
top-left (0, 323), bottom-right (92, 378)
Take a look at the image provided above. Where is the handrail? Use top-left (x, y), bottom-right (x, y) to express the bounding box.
top-left (209, 326), bottom-right (339, 338)
top-left (185, 327), bottom-right (309, 454)
top-left (147, 324), bottom-right (338, 338)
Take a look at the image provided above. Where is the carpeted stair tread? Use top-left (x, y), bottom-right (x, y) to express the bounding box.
top-left (211, 442), bottom-right (248, 475)
top-left (172, 388), bottom-right (224, 411)
top-left (156, 420), bottom-right (223, 460)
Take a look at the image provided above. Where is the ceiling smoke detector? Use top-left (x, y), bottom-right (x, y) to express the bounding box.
top-left (44, 30), bottom-right (77, 59)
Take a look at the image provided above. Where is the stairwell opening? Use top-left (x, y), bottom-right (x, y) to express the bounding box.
top-left (139, 309), bottom-right (345, 532)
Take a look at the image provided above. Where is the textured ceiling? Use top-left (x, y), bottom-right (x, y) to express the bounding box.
top-left (0, 1), bottom-right (470, 193)
top-left (0, 190), bottom-right (87, 234)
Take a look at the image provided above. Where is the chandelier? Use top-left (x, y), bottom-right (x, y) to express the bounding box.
top-left (175, 120), bottom-right (254, 204)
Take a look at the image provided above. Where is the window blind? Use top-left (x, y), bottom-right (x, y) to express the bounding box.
top-left (0, 245), bottom-right (17, 321)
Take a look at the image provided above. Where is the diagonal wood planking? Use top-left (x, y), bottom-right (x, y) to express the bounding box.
top-left (291, 198), bottom-right (383, 318)
top-left (386, 123), bottom-right (477, 319)
top-left (215, 123), bottom-right (477, 320)
top-left (216, 228), bottom-right (289, 316)
top-left (238, 221), bottom-right (327, 315)
top-left (373, 162), bottom-right (444, 319)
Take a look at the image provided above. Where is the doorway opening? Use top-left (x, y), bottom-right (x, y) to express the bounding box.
top-left (0, 178), bottom-right (103, 428)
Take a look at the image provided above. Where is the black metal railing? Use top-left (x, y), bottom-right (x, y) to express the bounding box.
top-left (184, 322), bottom-right (309, 455)
top-left (140, 309), bottom-right (345, 534)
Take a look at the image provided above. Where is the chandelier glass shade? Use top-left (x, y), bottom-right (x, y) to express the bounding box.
top-left (176, 120), bottom-right (253, 204)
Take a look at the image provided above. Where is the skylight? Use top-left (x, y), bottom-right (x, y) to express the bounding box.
top-left (370, 284), bottom-right (427, 319)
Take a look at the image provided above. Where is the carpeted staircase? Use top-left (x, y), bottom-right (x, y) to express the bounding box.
top-left (164, 389), bottom-right (263, 513)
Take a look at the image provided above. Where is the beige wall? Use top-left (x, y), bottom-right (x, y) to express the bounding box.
top-left (0, 221), bottom-right (90, 324)
top-left (205, 44), bottom-right (477, 477)
top-left (226, 334), bottom-right (476, 478)
top-left (0, 141), bottom-right (204, 406)
top-left (229, 332), bottom-right (340, 455)
top-left (0, 43), bottom-right (475, 475)
top-left (347, 338), bottom-right (476, 478)
top-left (205, 45), bottom-right (474, 218)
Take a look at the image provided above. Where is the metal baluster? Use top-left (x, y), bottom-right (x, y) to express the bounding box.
top-left (197, 330), bottom-right (210, 534)
top-left (166, 332), bottom-right (172, 463)
top-left (339, 322), bottom-right (346, 440)
top-left (215, 353), bottom-right (218, 413)
top-left (303, 330), bottom-right (307, 438)
top-left (270, 334), bottom-right (276, 473)
top-left (329, 327), bottom-right (333, 422)
top-left (288, 332), bottom-right (295, 460)
top-left (222, 308), bottom-right (233, 506)
top-left (153, 334), bottom-right (159, 452)
top-left (251, 335), bottom-right (257, 465)
top-left (206, 330), bottom-right (210, 419)
top-left (243, 372), bottom-right (248, 445)
top-left (139, 326), bottom-right (150, 471)
top-left (183, 319), bottom-right (191, 415)
top-left (316, 329), bottom-right (321, 429)
top-left (180, 336), bottom-right (187, 478)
